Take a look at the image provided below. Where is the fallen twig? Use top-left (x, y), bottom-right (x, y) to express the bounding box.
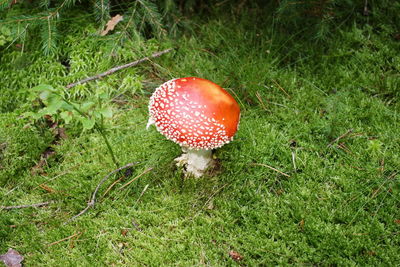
top-left (66, 48), bottom-right (173, 89)
top-left (327, 129), bottom-right (353, 148)
top-left (48, 232), bottom-right (81, 247)
top-left (136, 184), bottom-right (150, 204)
top-left (255, 91), bottom-right (271, 112)
top-left (119, 168), bottom-right (153, 190)
top-left (65, 162), bottom-right (139, 224)
top-left (291, 150), bottom-right (297, 171)
top-left (33, 166), bottom-right (77, 190)
top-left (1, 201), bottom-right (53, 210)
top-left (272, 79), bottom-right (291, 98)
top-left (102, 176), bottom-right (124, 198)
top-left (250, 163), bottom-right (291, 177)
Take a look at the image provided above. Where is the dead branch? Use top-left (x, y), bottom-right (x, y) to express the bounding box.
top-left (66, 48), bottom-right (173, 89)
top-left (1, 201), bottom-right (53, 210)
top-left (65, 162), bottom-right (139, 224)
top-left (48, 232), bottom-right (81, 247)
top-left (272, 79), bottom-right (291, 98)
top-left (250, 163), bottom-right (291, 177)
top-left (327, 129), bottom-right (353, 148)
top-left (136, 184), bottom-right (149, 204)
top-left (119, 168), bottom-right (153, 190)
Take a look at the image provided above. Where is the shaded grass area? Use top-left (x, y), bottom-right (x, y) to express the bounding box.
top-left (1, 11), bottom-right (400, 265)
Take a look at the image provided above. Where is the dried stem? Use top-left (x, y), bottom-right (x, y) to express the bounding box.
top-left (250, 163), bottom-right (291, 177)
top-left (327, 128), bottom-right (353, 148)
top-left (119, 168), bottom-right (153, 190)
top-left (48, 232), bottom-right (81, 247)
top-left (66, 48), bottom-right (173, 89)
top-left (65, 162), bottom-right (139, 224)
top-left (1, 201), bottom-right (53, 210)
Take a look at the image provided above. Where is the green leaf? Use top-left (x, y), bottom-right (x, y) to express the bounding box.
top-left (98, 92), bottom-right (109, 99)
top-left (47, 96), bottom-right (64, 113)
top-left (60, 111), bottom-right (73, 124)
top-left (60, 101), bottom-right (74, 111)
top-left (80, 117), bottom-right (96, 130)
top-left (39, 90), bottom-right (52, 101)
top-left (22, 111), bottom-right (42, 120)
top-left (31, 84), bottom-right (55, 92)
top-left (0, 26), bottom-right (11, 36)
top-left (99, 106), bottom-right (113, 118)
top-left (80, 101), bottom-right (95, 112)
top-left (37, 107), bottom-right (54, 116)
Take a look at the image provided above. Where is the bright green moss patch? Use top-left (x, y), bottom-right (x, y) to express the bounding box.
top-left (0, 113), bottom-right (53, 186)
top-left (1, 9), bottom-right (400, 266)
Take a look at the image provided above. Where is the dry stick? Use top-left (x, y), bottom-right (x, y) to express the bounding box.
top-left (33, 167), bottom-right (76, 190)
top-left (66, 48), bottom-right (173, 89)
top-left (1, 201), bottom-right (53, 210)
top-left (48, 232), bottom-right (81, 247)
top-left (327, 128), bottom-right (353, 148)
top-left (65, 162), bottom-right (139, 224)
top-left (1, 201), bottom-right (54, 210)
top-left (291, 150), bottom-right (297, 171)
top-left (363, 0), bottom-right (369, 15)
top-left (272, 79), bottom-right (291, 98)
top-left (136, 184), bottom-right (150, 204)
top-left (119, 168), bottom-right (153, 190)
top-left (255, 91), bottom-right (270, 112)
top-left (102, 176), bottom-right (124, 197)
top-left (251, 163), bottom-right (291, 177)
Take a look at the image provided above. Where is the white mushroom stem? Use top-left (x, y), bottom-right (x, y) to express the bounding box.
top-left (175, 147), bottom-right (214, 178)
top-left (146, 117), bottom-right (155, 130)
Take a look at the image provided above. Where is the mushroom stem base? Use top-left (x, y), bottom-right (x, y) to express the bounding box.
top-left (175, 148), bottom-right (214, 178)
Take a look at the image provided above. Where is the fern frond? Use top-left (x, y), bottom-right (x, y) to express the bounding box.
top-left (160, 0), bottom-right (176, 16)
top-left (181, 0), bottom-right (196, 13)
top-left (0, 13), bottom-right (53, 24)
top-left (135, 0), bottom-right (165, 38)
top-left (63, 0), bottom-right (78, 8)
top-left (40, 17), bottom-right (58, 55)
top-left (0, 0), bottom-right (9, 11)
top-left (39, 0), bottom-right (51, 9)
top-left (93, 0), bottom-right (110, 23)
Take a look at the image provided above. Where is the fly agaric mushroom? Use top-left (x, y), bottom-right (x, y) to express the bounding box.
top-left (147, 77), bottom-right (240, 177)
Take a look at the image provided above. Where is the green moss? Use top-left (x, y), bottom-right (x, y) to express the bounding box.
top-left (0, 113), bottom-right (53, 186)
top-left (1, 8), bottom-right (400, 266)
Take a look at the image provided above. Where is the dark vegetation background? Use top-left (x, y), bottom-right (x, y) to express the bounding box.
top-left (0, 0), bottom-right (399, 265)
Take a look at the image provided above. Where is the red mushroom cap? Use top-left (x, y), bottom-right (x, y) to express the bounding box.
top-left (149, 77), bottom-right (240, 150)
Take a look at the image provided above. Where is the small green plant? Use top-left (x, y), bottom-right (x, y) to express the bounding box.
top-left (24, 84), bottom-right (118, 166)
top-left (0, 25), bottom-right (12, 46)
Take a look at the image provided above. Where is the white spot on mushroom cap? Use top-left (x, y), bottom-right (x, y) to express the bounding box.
top-left (148, 78), bottom-right (235, 150)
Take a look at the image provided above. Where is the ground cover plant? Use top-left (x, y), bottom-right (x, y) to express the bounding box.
top-left (1, 1), bottom-right (400, 265)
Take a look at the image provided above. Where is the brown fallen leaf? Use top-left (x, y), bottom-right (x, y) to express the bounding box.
top-left (299, 219), bottom-right (305, 231)
top-left (0, 248), bottom-right (24, 267)
top-left (121, 229), bottom-right (129, 237)
top-left (229, 250), bottom-right (243, 261)
top-left (30, 148), bottom-right (56, 175)
top-left (56, 127), bottom-right (68, 140)
top-left (365, 250), bottom-right (376, 256)
top-left (101, 14), bottom-right (123, 36)
top-left (394, 219), bottom-right (400, 224)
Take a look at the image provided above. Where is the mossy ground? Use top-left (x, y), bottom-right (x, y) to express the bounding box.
top-left (1, 10), bottom-right (400, 266)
